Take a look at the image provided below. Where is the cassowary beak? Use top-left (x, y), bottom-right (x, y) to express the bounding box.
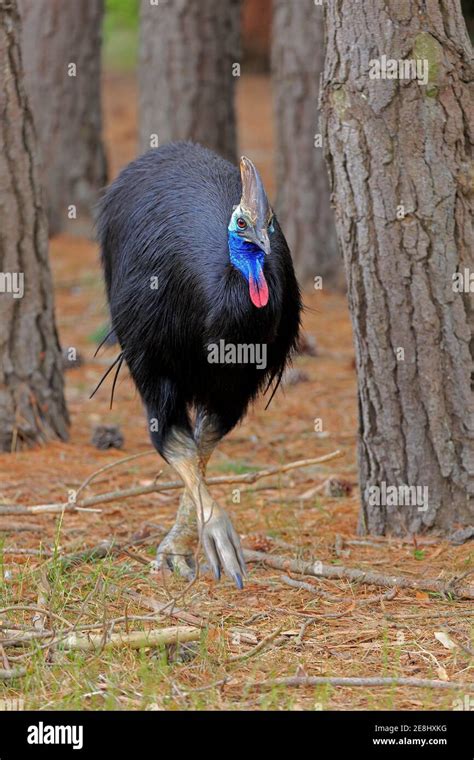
top-left (240, 156), bottom-right (272, 256)
top-left (258, 227), bottom-right (271, 256)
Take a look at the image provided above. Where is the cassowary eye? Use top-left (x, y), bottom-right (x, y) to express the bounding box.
top-left (236, 217), bottom-right (247, 230)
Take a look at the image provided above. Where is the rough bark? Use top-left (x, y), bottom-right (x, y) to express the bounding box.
top-left (139, 0), bottom-right (241, 162)
top-left (18, 0), bottom-right (107, 236)
top-left (0, 0), bottom-right (69, 451)
top-left (321, 0), bottom-right (473, 534)
top-left (272, 0), bottom-right (341, 288)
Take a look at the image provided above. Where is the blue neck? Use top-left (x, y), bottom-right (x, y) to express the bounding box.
top-left (228, 231), bottom-right (265, 283)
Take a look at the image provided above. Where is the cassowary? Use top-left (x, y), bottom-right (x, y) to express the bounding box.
top-left (97, 142), bottom-right (301, 589)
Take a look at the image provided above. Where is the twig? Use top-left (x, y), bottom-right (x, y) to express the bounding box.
top-left (32, 569), bottom-right (50, 631)
top-left (1, 630), bottom-right (55, 646)
top-left (244, 550), bottom-right (474, 600)
top-left (250, 675), bottom-right (474, 691)
top-left (0, 523), bottom-right (43, 533)
top-left (0, 667), bottom-right (26, 680)
top-left (59, 540), bottom-right (116, 569)
top-left (0, 643), bottom-right (10, 669)
top-left (0, 605), bottom-right (71, 628)
top-left (0, 451), bottom-right (343, 516)
top-left (296, 619), bottom-right (317, 645)
top-left (116, 587), bottom-right (204, 628)
top-left (182, 677), bottom-right (229, 694)
top-left (227, 626), bottom-right (284, 663)
top-left (58, 531), bottom-right (163, 571)
top-left (58, 626), bottom-right (200, 651)
top-left (1, 548), bottom-right (53, 557)
top-left (280, 574), bottom-right (397, 605)
top-left (74, 450), bottom-right (158, 502)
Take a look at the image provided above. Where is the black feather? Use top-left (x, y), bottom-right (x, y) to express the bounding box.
top-left (89, 352), bottom-right (124, 402)
top-left (96, 142), bottom-right (301, 453)
top-left (93, 326), bottom-right (118, 357)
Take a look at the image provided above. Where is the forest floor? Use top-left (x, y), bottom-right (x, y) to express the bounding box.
top-left (0, 73), bottom-right (472, 712)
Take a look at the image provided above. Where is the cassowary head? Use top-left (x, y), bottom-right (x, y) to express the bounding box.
top-left (228, 157), bottom-right (275, 308)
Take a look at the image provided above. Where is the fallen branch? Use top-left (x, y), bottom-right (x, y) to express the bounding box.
top-left (250, 675), bottom-right (474, 691)
top-left (58, 626), bottom-right (200, 651)
top-left (0, 667), bottom-right (26, 680)
top-left (117, 587), bottom-right (204, 628)
top-left (1, 630), bottom-right (55, 646)
top-left (244, 549), bottom-right (474, 600)
top-left (32, 570), bottom-right (51, 632)
top-left (0, 522), bottom-right (43, 533)
top-left (280, 574), bottom-right (397, 605)
top-left (59, 540), bottom-right (117, 570)
top-left (1, 548), bottom-right (53, 557)
top-left (0, 451), bottom-right (342, 516)
top-left (74, 450), bottom-right (158, 502)
top-left (227, 626), bottom-right (283, 663)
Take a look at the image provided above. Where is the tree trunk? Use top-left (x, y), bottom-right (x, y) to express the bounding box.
top-left (139, 0), bottom-right (241, 162)
top-left (0, 0), bottom-right (69, 451)
top-left (272, 0), bottom-right (340, 288)
top-left (18, 0), bottom-right (107, 236)
top-left (321, 0), bottom-right (473, 534)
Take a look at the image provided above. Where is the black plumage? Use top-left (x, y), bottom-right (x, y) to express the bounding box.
top-left (97, 142), bottom-right (301, 587)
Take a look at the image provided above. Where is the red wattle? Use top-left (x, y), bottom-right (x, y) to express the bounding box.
top-left (249, 272), bottom-right (269, 308)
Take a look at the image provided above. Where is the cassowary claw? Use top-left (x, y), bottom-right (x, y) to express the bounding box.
top-left (201, 509), bottom-right (247, 590)
top-left (154, 530), bottom-right (197, 581)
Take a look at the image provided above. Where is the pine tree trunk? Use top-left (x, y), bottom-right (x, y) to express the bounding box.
top-left (0, 0), bottom-right (69, 451)
top-left (18, 0), bottom-right (107, 236)
top-left (272, 0), bottom-right (340, 288)
top-left (321, 0), bottom-right (473, 534)
top-left (139, 0), bottom-right (241, 162)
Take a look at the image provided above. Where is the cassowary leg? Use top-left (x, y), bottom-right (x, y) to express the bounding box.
top-left (154, 488), bottom-right (197, 579)
top-left (159, 426), bottom-right (246, 588)
top-left (154, 413), bottom-right (218, 578)
top-left (149, 388), bottom-right (198, 579)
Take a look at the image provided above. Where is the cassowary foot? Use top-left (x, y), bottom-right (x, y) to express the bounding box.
top-left (154, 524), bottom-right (197, 581)
top-left (201, 507), bottom-right (247, 590)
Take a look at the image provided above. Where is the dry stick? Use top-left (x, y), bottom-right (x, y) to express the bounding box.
top-left (183, 677), bottom-right (229, 694)
top-left (2, 626), bottom-right (201, 655)
top-left (0, 451), bottom-right (342, 516)
top-left (1, 611), bottom-right (206, 650)
top-left (227, 626), bottom-right (284, 663)
top-left (296, 618), bottom-right (317, 645)
top-left (0, 605), bottom-right (71, 628)
top-left (74, 449), bottom-right (158, 502)
top-left (0, 523), bottom-right (43, 533)
top-left (58, 626), bottom-right (200, 652)
top-left (110, 586), bottom-right (204, 628)
top-left (59, 531), bottom-right (164, 571)
top-left (244, 550), bottom-right (474, 601)
top-left (2, 548), bottom-right (53, 557)
top-left (0, 667), bottom-right (26, 680)
top-left (0, 643), bottom-right (10, 670)
top-left (1, 630), bottom-right (56, 646)
top-left (250, 676), bottom-right (474, 691)
top-left (280, 574), bottom-right (398, 605)
top-left (32, 569), bottom-right (50, 632)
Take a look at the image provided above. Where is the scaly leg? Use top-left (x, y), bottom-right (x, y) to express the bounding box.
top-left (160, 424), bottom-right (246, 588)
top-left (154, 411), bottom-right (216, 578)
top-left (154, 488), bottom-right (197, 579)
